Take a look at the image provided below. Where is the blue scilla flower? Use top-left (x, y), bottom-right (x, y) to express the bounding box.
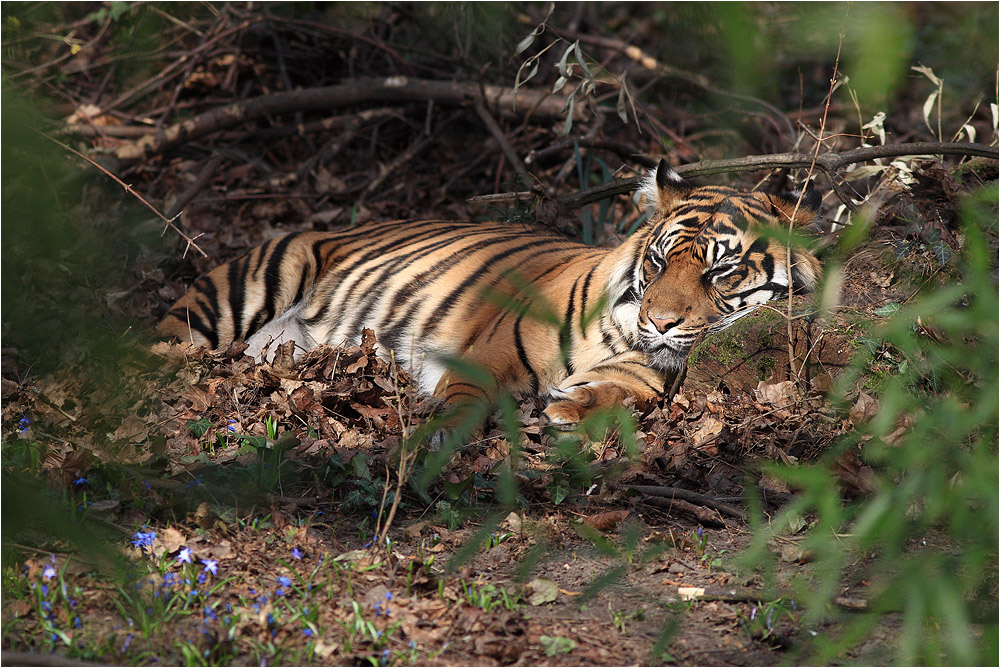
top-left (130, 530), bottom-right (156, 550)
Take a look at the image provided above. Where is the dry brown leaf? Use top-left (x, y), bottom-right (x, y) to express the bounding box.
top-left (582, 509), bottom-right (629, 531)
top-left (850, 391), bottom-right (879, 424)
top-left (690, 417), bottom-right (723, 447)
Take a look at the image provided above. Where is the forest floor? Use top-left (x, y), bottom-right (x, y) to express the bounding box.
top-left (2, 3), bottom-right (996, 666)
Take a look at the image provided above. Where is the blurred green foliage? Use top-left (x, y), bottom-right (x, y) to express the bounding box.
top-left (741, 185), bottom-right (999, 664)
top-left (1, 90), bottom-right (163, 376)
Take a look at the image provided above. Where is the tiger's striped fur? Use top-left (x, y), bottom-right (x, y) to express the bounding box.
top-left (159, 161), bottom-right (822, 424)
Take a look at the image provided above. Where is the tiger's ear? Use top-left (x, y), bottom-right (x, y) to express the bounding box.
top-left (638, 158), bottom-right (692, 213)
top-left (771, 181), bottom-right (824, 231)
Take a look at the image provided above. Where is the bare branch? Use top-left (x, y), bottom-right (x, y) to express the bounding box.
top-left (109, 78), bottom-right (587, 165)
top-left (559, 142), bottom-right (999, 209)
top-left (35, 130), bottom-right (208, 258)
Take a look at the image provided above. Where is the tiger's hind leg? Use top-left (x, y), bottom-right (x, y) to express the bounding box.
top-left (543, 352), bottom-right (667, 426)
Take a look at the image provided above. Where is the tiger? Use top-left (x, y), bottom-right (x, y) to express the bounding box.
top-left (159, 160), bottom-right (822, 426)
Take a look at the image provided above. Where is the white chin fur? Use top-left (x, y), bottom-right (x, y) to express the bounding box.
top-left (646, 345), bottom-right (688, 372)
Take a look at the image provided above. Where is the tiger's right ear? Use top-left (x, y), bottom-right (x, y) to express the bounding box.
top-left (638, 158), bottom-right (692, 213)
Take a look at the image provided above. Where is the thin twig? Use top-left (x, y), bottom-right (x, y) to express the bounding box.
top-left (35, 129), bottom-right (207, 258)
top-left (473, 100), bottom-right (532, 184)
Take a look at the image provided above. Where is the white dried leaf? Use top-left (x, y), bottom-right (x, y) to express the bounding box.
top-left (557, 42), bottom-right (575, 79)
top-left (573, 40), bottom-right (593, 81)
top-left (922, 90), bottom-right (939, 135)
top-left (560, 92), bottom-right (575, 136)
top-left (861, 111), bottom-right (886, 145)
top-left (911, 64), bottom-right (942, 87)
top-left (616, 73), bottom-right (629, 123)
top-left (842, 164), bottom-right (886, 182)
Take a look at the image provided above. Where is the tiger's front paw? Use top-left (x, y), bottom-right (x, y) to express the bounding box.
top-left (542, 384), bottom-right (599, 427)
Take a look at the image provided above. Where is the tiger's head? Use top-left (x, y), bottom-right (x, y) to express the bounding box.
top-left (610, 159), bottom-right (823, 372)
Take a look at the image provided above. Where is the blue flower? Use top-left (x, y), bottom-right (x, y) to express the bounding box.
top-left (697, 525), bottom-right (703, 539)
top-left (73, 477), bottom-right (88, 486)
top-left (42, 565), bottom-right (57, 581)
top-left (18, 413), bottom-right (29, 435)
top-left (277, 576), bottom-right (291, 588)
top-left (130, 530), bottom-right (156, 550)
top-left (177, 547), bottom-right (193, 564)
top-left (73, 616), bottom-right (81, 629)
top-left (303, 628), bottom-right (313, 637)
top-left (202, 559), bottom-right (218, 575)
top-left (291, 547), bottom-right (303, 560)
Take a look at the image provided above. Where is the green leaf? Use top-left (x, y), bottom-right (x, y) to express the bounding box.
top-left (526, 577), bottom-right (559, 605)
top-left (875, 302), bottom-right (901, 317)
top-left (540, 635), bottom-right (575, 656)
top-left (186, 417), bottom-right (212, 437)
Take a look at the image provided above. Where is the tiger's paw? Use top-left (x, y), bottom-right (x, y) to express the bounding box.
top-left (542, 384), bottom-right (599, 428)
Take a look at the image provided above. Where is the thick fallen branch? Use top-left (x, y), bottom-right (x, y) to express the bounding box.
top-left (642, 496), bottom-right (728, 528)
top-left (108, 77), bottom-right (585, 165)
top-left (676, 585), bottom-right (868, 611)
top-left (618, 483), bottom-right (747, 521)
top-left (559, 142), bottom-right (999, 209)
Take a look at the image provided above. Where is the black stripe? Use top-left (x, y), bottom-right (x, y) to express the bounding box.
top-left (256, 234), bottom-right (303, 334)
top-left (513, 313), bottom-right (538, 395)
top-left (417, 239), bottom-right (575, 340)
top-left (346, 226), bottom-right (518, 342)
top-left (560, 275), bottom-right (581, 375)
top-left (172, 306), bottom-right (217, 349)
top-left (578, 265), bottom-right (597, 334)
top-left (302, 224), bottom-right (466, 328)
top-left (226, 254), bottom-right (251, 340)
top-left (480, 260), bottom-right (577, 344)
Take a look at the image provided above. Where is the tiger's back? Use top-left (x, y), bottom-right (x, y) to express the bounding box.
top-left (159, 219), bottom-right (608, 395)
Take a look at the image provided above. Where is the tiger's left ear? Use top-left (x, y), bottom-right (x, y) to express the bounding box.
top-left (639, 158), bottom-right (693, 213)
top-left (771, 181), bottom-right (824, 231)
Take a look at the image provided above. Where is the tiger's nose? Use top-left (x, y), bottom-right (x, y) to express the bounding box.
top-left (648, 313), bottom-right (680, 334)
